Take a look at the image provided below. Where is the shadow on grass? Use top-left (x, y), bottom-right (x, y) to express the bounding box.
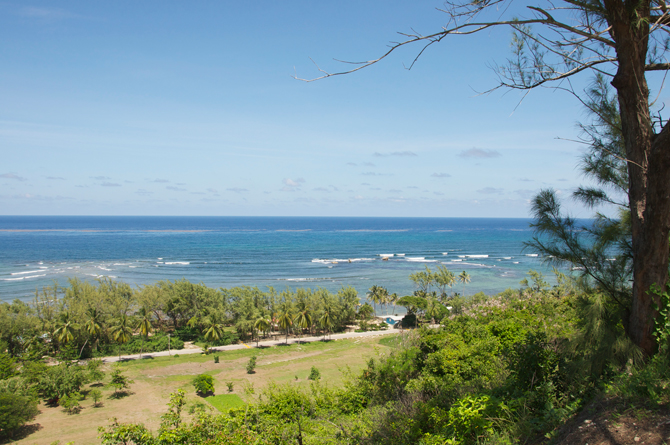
top-left (0, 423), bottom-right (42, 444)
top-left (89, 382), bottom-right (105, 387)
top-left (276, 343), bottom-right (292, 347)
top-left (109, 390), bottom-right (133, 400)
top-left (254, 345), bottom-right (270, 349)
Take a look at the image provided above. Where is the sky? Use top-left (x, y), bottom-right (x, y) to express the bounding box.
top-left (0, 1), bottom-right (640, 217)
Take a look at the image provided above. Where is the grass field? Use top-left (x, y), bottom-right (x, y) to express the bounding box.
top-left (206, 394), bottom-right (245, 412)
top-left (9, 333), bottom-right (399, 445)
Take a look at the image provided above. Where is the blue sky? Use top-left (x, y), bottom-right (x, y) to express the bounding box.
top-left (0, 1), bottom-right (628, 217)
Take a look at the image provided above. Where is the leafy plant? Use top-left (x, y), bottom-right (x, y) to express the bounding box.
top-left (246, 355), bottom-right (257, 374)
top-left (109, 368), bottom-right (133, 397)
top-left (59, 391), bottom-right (83, 414)
top-left (226, 381), bottom-right (234, 392)
top-left (443, 394), bottom-right (506, 442)
top-left (192, 374), bottom-right (214, 396)
top-left (90, 389), bottom-right (103, 407)
top-left (308, 366), bottom-right (321, 380)
top-left (37, 363), bottom-right (90, 404)
top-left (0, 392), bottom-right (39, 438)
top-left (0, 353), bottom-right (17, 381)
top-left (214, 355), bottom-right (220, 363)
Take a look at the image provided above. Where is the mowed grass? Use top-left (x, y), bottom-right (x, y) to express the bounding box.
top-left (206, 394), bottom-right (245, 412)
top-left (11, 333), bottom-right (400, 445)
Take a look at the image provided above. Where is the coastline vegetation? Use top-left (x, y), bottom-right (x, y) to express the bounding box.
top-left (96, 277), bottom-right (670, 444)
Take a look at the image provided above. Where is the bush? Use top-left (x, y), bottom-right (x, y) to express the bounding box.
top-left (214, 355), bottom-right (220, 363)
top-left (174, 327), bottom-right (238, 347)
top-left (0, 353), bottom-right (17, 380)
top-left (400, 313), bottom-right (417, 329)
top-left (36, 363), bottom-right (90, 404)
top-left (90, 389), bottom-right (103, 407)
top-left (109, 368), bottom-right (133, 397)
top-left (308, 366), bottom-right (321, 380)
top-left (192, 374), bottom-right (214, 396)
top-left (226, 381), bottom-right (234, 392)
top-left (0, 392), bottom-right (39, 438)
top-left (59, 391), bottom-right (83, 414)
top-left (246, 356), bottom-right (257, 374)
top-left (443, 394), bottom-right (506, 442)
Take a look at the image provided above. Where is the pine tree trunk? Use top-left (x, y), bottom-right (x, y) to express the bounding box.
top-left (608, 2), bottom-right (670, 356)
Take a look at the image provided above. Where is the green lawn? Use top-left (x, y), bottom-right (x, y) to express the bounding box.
top-left (206, 394), bottom-right (246, 412)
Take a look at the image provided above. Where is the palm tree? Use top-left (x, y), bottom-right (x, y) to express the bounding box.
top-left (136, 307), bottom-right (152, 358)
top-left (277, 304), bottom-right (293, 344)
top-left (81, 307), bottom-right (103, 358)
top-left (459, 271), bottom-right (471, 297)
top-left (203, 315), bottom-right (226, 351)
top-left (425, 297), bottom-right (442, 324)
top-left (254, 317), bottom-right (271, 347)
top-left (378, 287), bottom-right (390, 316)
top-left (110, 314), bottom-right (133, 359)
top-left (294, 304), bottom-right (312, 340)
top-left (389, 293), bottom-right (399, 315)
top-left (53, 311), bottom-right (79, 349)
top-left (435, 265), bottom-right (456, 301)
top-left (319, 310), bottom-right (334, 340)
top-left (366, 285), bottom-right (381, 317)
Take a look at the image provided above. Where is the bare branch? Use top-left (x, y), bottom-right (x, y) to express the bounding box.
top-left (645, 63), bottom-right (670, 71)
top-left (295, 8), bottom-right (614, 82)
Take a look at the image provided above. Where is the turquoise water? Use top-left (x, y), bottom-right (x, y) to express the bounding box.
top-left (0, 216), bottom-right (556, 302)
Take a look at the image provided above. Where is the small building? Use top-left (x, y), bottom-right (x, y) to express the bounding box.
top-left (384, 315), bottom-right (404, 325)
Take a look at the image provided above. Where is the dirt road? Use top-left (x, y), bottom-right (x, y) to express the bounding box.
top-left (102, 328), bottom-right (402, 363)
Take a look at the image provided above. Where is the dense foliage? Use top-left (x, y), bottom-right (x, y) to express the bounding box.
top-left (98, 274), bottom-right (670, 444)
top-left (0, 278), bottom-right (362, 362)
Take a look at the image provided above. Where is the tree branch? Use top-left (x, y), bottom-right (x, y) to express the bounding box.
top-left (645, 63), bottom-right (670, 71)
top-left (295, 11), bottom-right (615, 82)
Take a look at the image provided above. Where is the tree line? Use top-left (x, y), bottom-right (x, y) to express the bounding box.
top-left (0, 278), bottom-right (367, 360)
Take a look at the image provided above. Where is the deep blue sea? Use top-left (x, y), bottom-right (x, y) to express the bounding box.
top-left (0, 216), bottom-right (555, 302)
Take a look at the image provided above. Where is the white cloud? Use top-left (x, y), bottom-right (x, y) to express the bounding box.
top-left (281, 178), bottom-right (305, 191)
top-left (101, 182), bottom-right (121, 187)
top-left (1, 173), bottom-right (27, 181)
top-left (477, 187), bottom-right (504, 194)
top-left (373, 151), bottom-right (418, 157)
top-left (459, 148), bottom-right (501, 158)
top-left (431, 173), bottom-right (451, 178)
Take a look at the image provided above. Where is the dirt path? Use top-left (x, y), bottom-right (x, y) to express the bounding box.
top-left (101, 328), bottom-right (401, 363)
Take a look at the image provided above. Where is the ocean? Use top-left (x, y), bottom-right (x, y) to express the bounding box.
top-left (0, 216), bottom-right (555, 302)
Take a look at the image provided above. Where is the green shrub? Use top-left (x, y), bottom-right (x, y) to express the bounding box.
top-left (59, 391), bottom-right (83, 414)
top-left (443, 394), bottom-right (505, 442)
top-left (226, 381), bottom-right (234, 392)
top-left (401, 313), bottom-right (417, 329)
top-left (0, 353), bottom-right (17, 381)
top-left (0, 392), bottom-right (39, 438)
top-left (90, 389), bottom-right (103, 407)
top-left (308, 366), bottom-right (321, 380)
top-left (36, 363), bottom-right (90, 404)
top-left (192, 374), bottom-right (214, 396)
top-left (214, 355), bottom-right (220, 363)
top-left (109, 368), bottom-right (133, 397)
top-left (246, 356), bottom-right (257, 374)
